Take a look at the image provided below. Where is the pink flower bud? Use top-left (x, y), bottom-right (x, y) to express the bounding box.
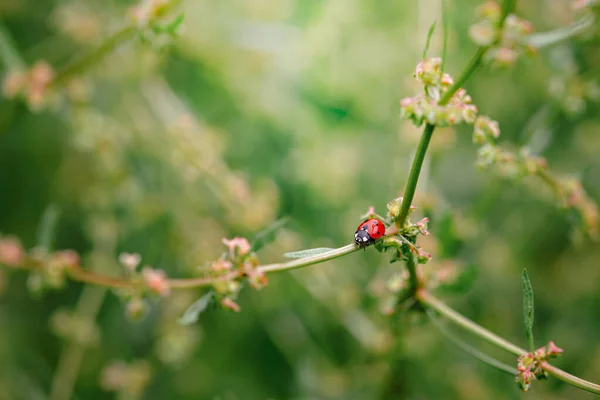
top-left (0, 236), bottom-right (24, 267)
top-left (53, 250), bottom-right (80, 269)
top-left (547, 341), bottom-right (564, 357)
top-left (142, 267), bottom-right (170, 297)
top-left (222, 237), bottom-right (251, 257)
top-left (221, 297), bottom-right (241, 312)
top-left (119, 252), bottom-right (141, 272)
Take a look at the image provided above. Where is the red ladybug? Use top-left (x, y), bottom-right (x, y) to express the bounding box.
top-left (354, 218), bottom-right (386, 248)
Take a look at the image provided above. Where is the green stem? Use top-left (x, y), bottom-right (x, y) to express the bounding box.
top-left (396, 123), bottom-right (436, 227)
top-left (542, 362), bottom-right (600, 395)
top-left (426, 308), bottom-right (518, 375)
top-left (405, 254), bottom-right (419, 292)
top-left (52, 26), bottom-right (137, 87)
top-left (52, 0), bottom-right (183, 87)
top-left (439, 46), bottom-right (487, 106)
top-left (419, 290), bottom-right (600, 395)
top-left (418, 289), bottom-right (526, 355)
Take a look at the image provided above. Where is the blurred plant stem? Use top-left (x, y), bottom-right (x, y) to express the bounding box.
top-left (50, 285), bottom-right (106, 400)
top-left (52, 26), bottom-right (137, 87)
top-left (417, 289), bottom-right (600, 395)
top-left (52, 0), bottom-right (182, 87)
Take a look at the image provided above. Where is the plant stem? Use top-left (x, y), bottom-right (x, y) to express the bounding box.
top-left (52, 26), bottom-right (137, 87)
top-left (51, 0), bottom-right (183, 87)
top-left (405, 254), bottom-right (419, 292)
top-left (426, 308), bottom-right (518, 375)
top-left (438, 46), bottom-right (487, 106)
top-left (542, 362), bottom-right (600, 395)
top-left (32, 243), bottom-right (361, 290)
top-left (418, 289), bottom-right (600, 395)
top-left (396, 123), bottom-right (435, 227)
top-left (418, 289), bottom-right (526, 355)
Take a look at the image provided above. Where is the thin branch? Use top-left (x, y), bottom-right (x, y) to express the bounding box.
top-left (418, 289), bottom-right (526, 355)
top-left (426, 308), bottom-right (518, 375)
top-left (418, 290), bottom-right (600, 395)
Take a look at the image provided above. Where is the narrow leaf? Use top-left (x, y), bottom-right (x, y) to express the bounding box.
top-left (166, 12), bottom-right (185, 35)
top-left (178, 291), bottom-right (214, 325)
top-left (251, 217), bottom-right (289, 252)
top-left (440, 0), bottom-right (448, 75)
top-left (526, 14), bottom-right (594, 49)
top-left (422, 21), bottom-right (437, 60)
top-left (37, 204), bottom-right (60, 254)
top-left (284, 247), bottom-right (335, 259)
top-left (521, 269), bottom-right (535, 351)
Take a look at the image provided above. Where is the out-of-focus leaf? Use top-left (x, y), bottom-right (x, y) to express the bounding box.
top-left (178, 291), bottom-right (214, 326)
top-left (284, 248), bottom-right (335, 258)
top-left (521, 269), bottom-right (535, 351)
top-left (423, 21), bottom-right (437, 60)
top-left (527, 14), bottom-right (594, 49)
top-left (436, 212), bottom-right (463, 258)
top-left (36, 204), bottom-right (60, 253)
top-left (251, 217), bottom-right (289, 252)
top-left (438, 264), bottom-right (478, 294)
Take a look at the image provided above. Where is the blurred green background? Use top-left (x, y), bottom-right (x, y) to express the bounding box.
top-left (1, 0), bottom-right (600, 399)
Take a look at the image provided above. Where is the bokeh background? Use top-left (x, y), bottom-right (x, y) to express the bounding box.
top-left (1, 0), bottom-right (600, 399)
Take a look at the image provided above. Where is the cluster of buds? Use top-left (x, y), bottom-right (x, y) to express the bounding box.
top-left (400, 58), bottom-right (478, 128)
top-left (548, 75), bottom-right (600, 117)
top-left (128, 0), bottom-right (184, 49)
top-left (100, 360), bottom-right (152, 399)
top-left (382, 198), bottom-right (432, 264)
top-left (476, 144), bottom-right (547, 178)
top-left (473, 116), bottom-right (501, 144)
top-left (516, 341), bottom-right (564, 391)
top-left (558, 178), bottom-right (599, 238)
top-left (115, 252), bottom-right (167, 320)
top-left (469, 2), bottom-right (535, 68)
top-left (128, 0), bottom-right (171, 26)
top-left (2, 61), bottom-right (55, 111)
top-left (0, 233), bottom-right (80, 294)
top-left (202, 237), bottom-right (266, 312)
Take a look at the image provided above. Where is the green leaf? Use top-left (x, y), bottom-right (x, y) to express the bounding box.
top-left (165, 12), bottom-right (185, 35)
top-left (521, 269), bottom-right (535, 351)
top-left (422, 20), bottom-right (437, 60)
top-left (284, 247), bottom-right (335, 259)
top-left (526, 14), bottom-right (594, 49)
top-left (36, 204), bottom-right (60, 254)
top-left (178, 291), bottom-right (214, 326)
top-left (250, 217), bottom-right (289, 252)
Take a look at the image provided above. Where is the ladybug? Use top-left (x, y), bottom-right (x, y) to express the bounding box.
top-left (354, 218), bottom-right (386, 248)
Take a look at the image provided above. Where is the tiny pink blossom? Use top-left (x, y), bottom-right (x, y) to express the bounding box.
top-left (221, 297), bottom-right (241, 312)
top-left (521, 369), bottom-right (535, 384)
top-left (53, 250), bottom-right (80, 269)
top-left (142, 267), bottom-right (170, 297)
top-left (119, 252), bottom-right (141, 272)
top-left (400, 97), bottom-right (414, 107)
top-left (211, 259), bottom-right (233, 272)
top-left (222, 237), bottom-right (251, 256)
top-left (0, 236), bottom-right (24, 267)
top-left (2, 71), bottom-right (25, 98)
top-left (547, 341), bottom-right (564, 356)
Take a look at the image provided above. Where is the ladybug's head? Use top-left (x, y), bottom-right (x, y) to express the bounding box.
top-left (354, 229), bottom-right (373, 247)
